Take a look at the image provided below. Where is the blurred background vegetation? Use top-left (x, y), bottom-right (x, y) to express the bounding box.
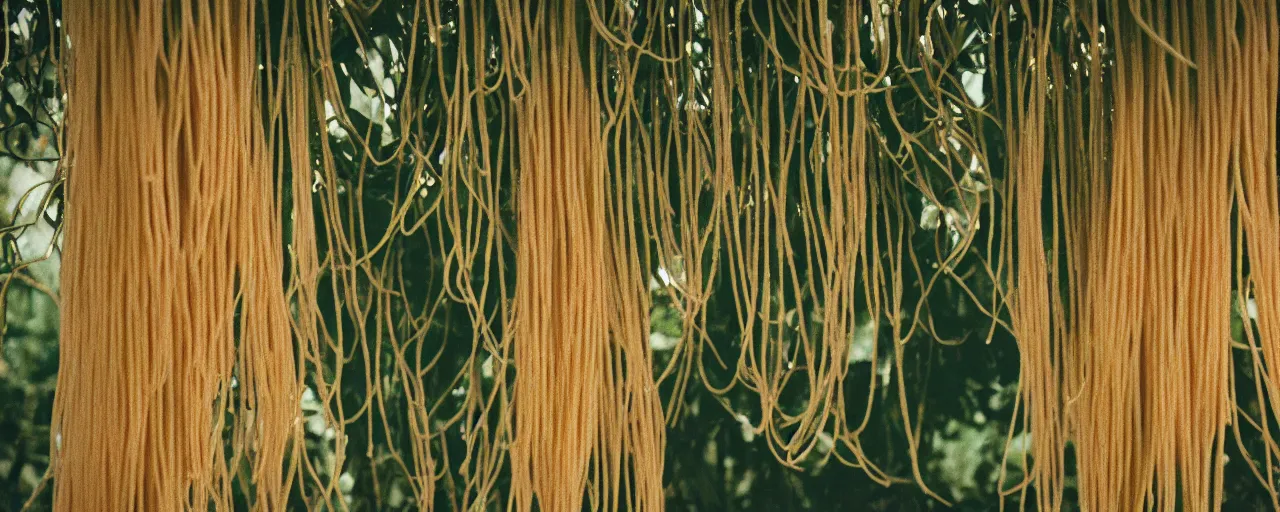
top-left (0, 1), bottom-right (1276, 510)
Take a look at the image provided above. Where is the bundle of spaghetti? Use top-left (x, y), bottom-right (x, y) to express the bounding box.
top-left (1132, 2), bottom-right (1182, 508)
top-left (1068, 1), bottom-right (1236, 509)
top-left (997, 3), bottom-right (1065, 508)
top-left (1070, 5), bottom-right (1150, 507)
top-left (1234, 0), bottom-right (1280, 502)
top-left (1165, 1), bottom-right (1234, 508)
top-left (54, 0), bottom-right (300, 509)
top-left (1005, 3), bottom-right (1122, 508)
top-left (508, 1), bottom-right (663, 509)
top-left (1034, 8), bottom-right (1111, 509)
top-left (1053, 0), bottom-right (1111, 459)
top-left (1131, 1), bottom-right (1189, 506)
